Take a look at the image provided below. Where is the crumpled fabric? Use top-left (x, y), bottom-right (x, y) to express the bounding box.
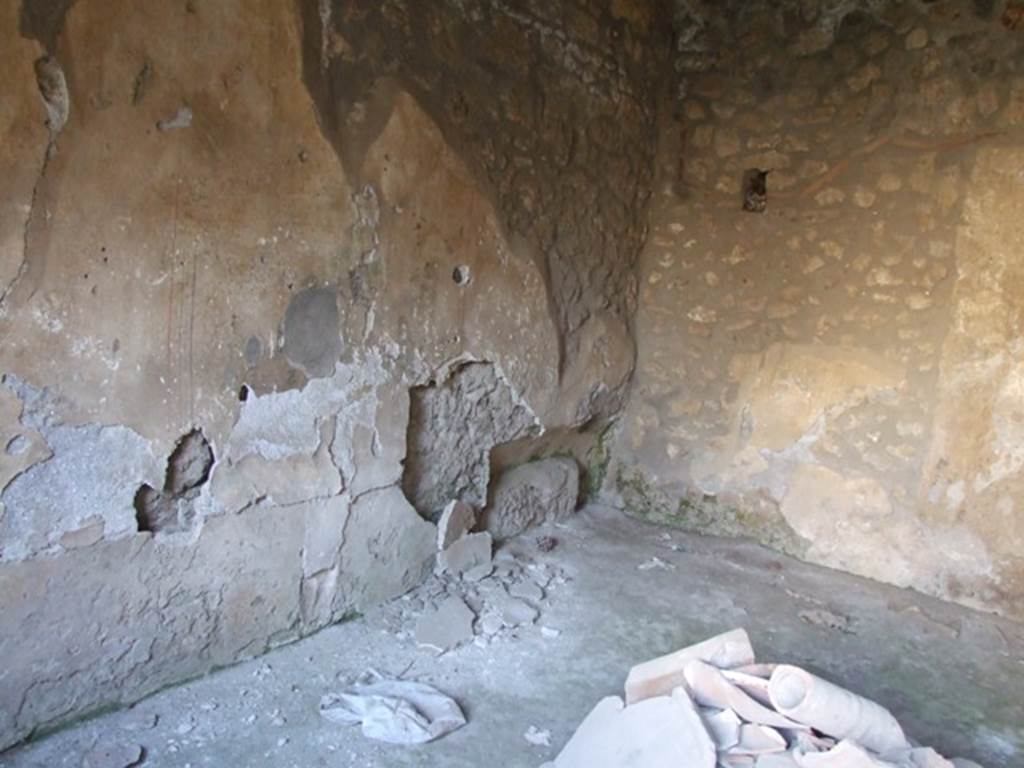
top-left (319, 672), bottom-right (466, 745)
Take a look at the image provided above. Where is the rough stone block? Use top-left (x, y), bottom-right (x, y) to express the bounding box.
top-left (483, 457), bottom-right (580, 540)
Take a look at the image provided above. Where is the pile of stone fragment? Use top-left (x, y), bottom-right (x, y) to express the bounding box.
top-left (385, 500), bottom-right (568, 653)
top-left (545, 628), bottom-right (984, 768)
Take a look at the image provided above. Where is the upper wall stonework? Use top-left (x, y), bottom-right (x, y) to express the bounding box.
top-left (614, 0), bottom-right (1024, 620)
top-left (0, 0), bottom-right (667, 748)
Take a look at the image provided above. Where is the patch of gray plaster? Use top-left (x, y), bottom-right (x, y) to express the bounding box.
top-left (0, 376), bottom-right (161, 560)
top-left (1, 422), bottom-right (160, 560)
top-left (281, 286), bottom-right (342, 379)
top-left (402, 361), bottom-right (538, 520)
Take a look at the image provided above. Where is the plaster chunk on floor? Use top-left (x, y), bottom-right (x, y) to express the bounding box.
top-left (484, 457), bottom-right (580, 540)
top-left (81, 740), bottom-right (144, 768)
top-left (436, 531), bottom-right (492, 576)
top-left (415, 595), bottom-right (475, 652)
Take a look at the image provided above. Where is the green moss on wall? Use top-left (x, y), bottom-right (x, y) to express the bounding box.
top-left (614, 464), bottom-right (808, 556)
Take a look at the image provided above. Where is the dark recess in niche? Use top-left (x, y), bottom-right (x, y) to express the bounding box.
top-left (134, 429), bottom-right (214, 534)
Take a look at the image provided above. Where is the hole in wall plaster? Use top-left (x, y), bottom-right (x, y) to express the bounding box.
top-left (742, 168), bottom-right (769, 213)
top-left (402, 362), bottom-right (536, 521)
top-left (238, 384), bottom-right (250, 402)
top-left (452, 265), bottom-right (472, 285)
top-left (134, 429), bottom-right (214, 534)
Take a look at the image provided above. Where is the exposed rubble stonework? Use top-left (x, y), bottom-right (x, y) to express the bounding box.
top-left (614, 0), bottom-right (1024, 620)
top-left (403, 361), bottom-right (539, 520)
top-left (0, 0), bottom-right (666, 749)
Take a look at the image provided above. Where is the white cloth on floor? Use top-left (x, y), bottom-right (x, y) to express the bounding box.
top-left (319, 673), bottom-right (466, 744)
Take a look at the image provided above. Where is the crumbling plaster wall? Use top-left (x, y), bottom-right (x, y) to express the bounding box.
top-left (614, 0), bottom-right (1024, 619)
top-left (0, 0), bottom-right (667, 748)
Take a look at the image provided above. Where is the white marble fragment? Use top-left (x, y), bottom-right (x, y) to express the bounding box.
top-left (685, 660), bottom-right (805, 730)
top-left (769, 666), bottom-right (909, 754)
top-left (551, 688), bottom-right (716, 768)
top-left (731, 724), bottom-right (787, 756)
top-left (625, 628), bottom-right (756, 704)
top-left (701, 706), bottom-right (742, 750)
top-left (795, 739), bottom-right (900, 768)
top-left (756, 753), bottom-right (803, 767)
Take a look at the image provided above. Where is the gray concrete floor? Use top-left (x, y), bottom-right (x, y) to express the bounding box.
top-left (3, 505), bottom-right (1022, 767)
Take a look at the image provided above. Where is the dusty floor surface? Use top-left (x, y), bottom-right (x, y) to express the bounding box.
top-left (3, 506), bottom-right (1022, 768)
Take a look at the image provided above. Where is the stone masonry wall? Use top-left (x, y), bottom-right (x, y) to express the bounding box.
top-left (0, 0), bottom-right (666, 748)
top-left (614, 0), bottom-right (1024, 620)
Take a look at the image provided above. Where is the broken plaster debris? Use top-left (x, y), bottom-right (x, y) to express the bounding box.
top-left (384, 534), bottom-right (568, 654)
top-left (437, 499), bottom-right (476, 550)
top-left (550, 628), bottom-right (983, 768)
top-left (436, 531), bottom-right (493, 576)
top-left (80, 740), bottom-right (144, 768)
top-left (415, 595), bottom-right (475, 653)
top-left (525, 725), bottom-right (553, 747)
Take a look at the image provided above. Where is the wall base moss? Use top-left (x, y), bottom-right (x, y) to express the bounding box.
top-left (614, 464), bottom-right (808, 556)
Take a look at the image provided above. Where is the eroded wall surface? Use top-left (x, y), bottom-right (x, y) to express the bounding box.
top-left (0, 0), bottom-right (666, 747)
top-left (615, 0), bottom-right (1024, 619)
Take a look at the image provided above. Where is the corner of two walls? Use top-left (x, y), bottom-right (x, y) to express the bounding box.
top-left (612, 0), bottom-right (1024, 621)
top-left (0, 0), bottom-right (666, 749)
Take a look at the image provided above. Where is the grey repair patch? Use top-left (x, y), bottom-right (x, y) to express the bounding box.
top-left (1, 422), bottom-right (160, 560)
top-left (0, 376), bottom-right (162, 560)
top-left (281, 286), bottom-right (342, 379)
